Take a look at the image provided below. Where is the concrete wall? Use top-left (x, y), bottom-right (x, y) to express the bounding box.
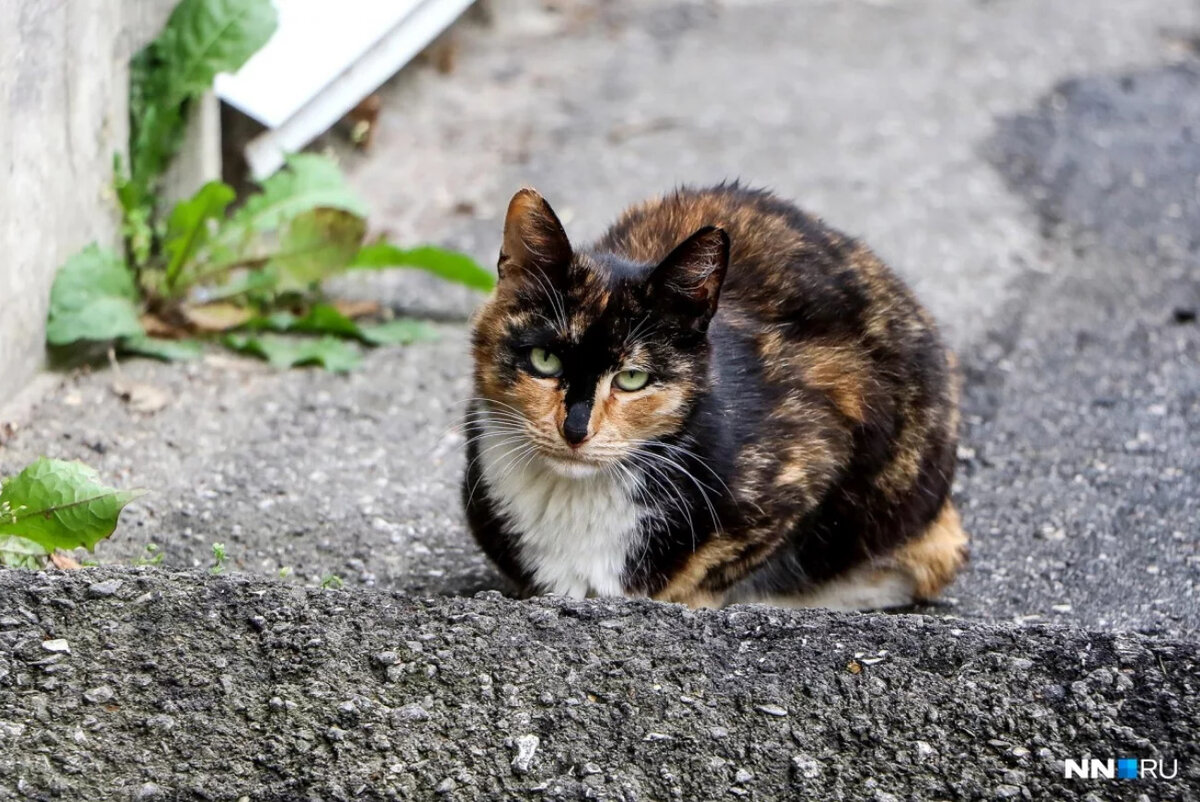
top-left (0, 0), bottom-right (217, 403)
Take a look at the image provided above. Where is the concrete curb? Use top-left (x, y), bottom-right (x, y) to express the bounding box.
top-left (1, 568), bottom-right (1195, 800)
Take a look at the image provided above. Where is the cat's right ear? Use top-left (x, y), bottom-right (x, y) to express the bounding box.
top-left (498, 188), bottom-right (572, 285)
top-left (648, 226), bottom-right (730, 332)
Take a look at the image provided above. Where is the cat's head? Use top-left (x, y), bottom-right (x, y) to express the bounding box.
top-left (471, 188), bottom-right (729, 477)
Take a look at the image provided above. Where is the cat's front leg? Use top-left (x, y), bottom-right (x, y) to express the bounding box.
top-left (650, 535), bottom-right (755, 609)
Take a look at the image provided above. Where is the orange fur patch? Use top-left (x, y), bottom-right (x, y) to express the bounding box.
top-left (893, 501), bottom-right (968, 599)
top-left (797, 342), bottom-right (873, 423)
top-left (654, 537), bottom-right (744, 605)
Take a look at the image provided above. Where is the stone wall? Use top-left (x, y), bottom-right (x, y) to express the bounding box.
top-left (0, 0), bottom-right (216, 403)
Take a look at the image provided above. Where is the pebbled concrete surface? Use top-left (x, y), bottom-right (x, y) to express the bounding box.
top-left (1, 568), bottom-right (1197, 801)
top-left (2, 0), bottom-right (1200, 798)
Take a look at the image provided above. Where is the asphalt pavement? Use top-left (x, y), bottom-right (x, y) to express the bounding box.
top-left (1, 0), bottom-right (1197, 798)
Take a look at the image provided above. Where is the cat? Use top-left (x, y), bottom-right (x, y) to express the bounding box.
top-left (463, 184), bottom-right (967, 610)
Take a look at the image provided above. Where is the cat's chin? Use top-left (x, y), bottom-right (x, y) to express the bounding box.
top-left (540, 454), bottom-right (606, 480)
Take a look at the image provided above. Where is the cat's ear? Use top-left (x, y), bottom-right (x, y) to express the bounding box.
top-left (498, 188), bottom-right (572, 284)
top-left (649, 226), bottom-right (730, 331)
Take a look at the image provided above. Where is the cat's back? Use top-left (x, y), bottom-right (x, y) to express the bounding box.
top-left (598, 183), bottom-right (841, 269)
top-left (595, 183), bottom-right (926, 338)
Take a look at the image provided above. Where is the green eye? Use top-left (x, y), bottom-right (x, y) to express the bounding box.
top-left (614, 369), bottom-right (650, 392)
top-left (529, 347), bottom-right (563, 377)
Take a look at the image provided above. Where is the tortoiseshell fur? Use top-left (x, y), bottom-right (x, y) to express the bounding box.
top-left (464, 184), bottom-right (966, 609)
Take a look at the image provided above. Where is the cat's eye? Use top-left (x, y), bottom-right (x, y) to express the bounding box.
top-left (614, 369), bottom-right (650, 392)
top-left (529, 347), bottom-right (563, 377)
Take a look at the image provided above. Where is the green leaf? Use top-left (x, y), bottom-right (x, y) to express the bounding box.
top-left (197, 268), bottom-right (278, 301)
top-left (268, 209), bottom-right (367, 291)
top-left (0, 459), bottom-right (144, 553)
top-left (157, 0), bottom-right (278, 100)
top-left (294, 305), bottom-right (362, 337)
top-left (247, 305), bottom-right (435, 347)
top-left (114, 153), bottom-right (155, 268)
top-left (119, 335), bottom-right (204, 362)
top-left (223, 334), bottom-right (362, 372)
top-left (46, 245), bottom-right (145, 346)
top-left (126, 47), bottom-right (182, 215)
top-left (351, 243), bottom-right (495, 291)
top-left (259, 304), bottom-right (361, 337)
top-left (360, 318), bottom-right (437, 346)
top-left (164, 180), bottom-right (236, 289)
top-left (122, 0), bottom-right (277, 263)
top-left (0, 536), bottom-right (50, 570)
top-left (224, 154), bottom-right (368, 237)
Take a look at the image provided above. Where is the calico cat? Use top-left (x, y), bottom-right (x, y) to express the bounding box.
top-left (463, 184), bottom-right (967, 610)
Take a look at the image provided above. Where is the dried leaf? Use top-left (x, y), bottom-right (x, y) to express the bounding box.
top-left (112, 380), bottom-right (172, 414)
top-left (182, 302), bottom-right (253, 332)
top-left (331, 299), bottom-right (382, 319)
top-left (139, 313), bottom-right (185, 338)
top-left (50, 551), bottom-right (82, 570)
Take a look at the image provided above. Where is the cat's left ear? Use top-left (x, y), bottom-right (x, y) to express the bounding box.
top-left (499, 188), bottom-right (573, 285)
top-left (649, 226), bottom-right (730, 331)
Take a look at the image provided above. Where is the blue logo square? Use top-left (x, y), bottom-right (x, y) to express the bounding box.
top-left (1117, 758), bottom-right (1139, 779)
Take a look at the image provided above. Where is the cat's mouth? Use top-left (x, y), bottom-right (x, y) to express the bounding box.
top-left (541, 454), bottom-right (606, 479)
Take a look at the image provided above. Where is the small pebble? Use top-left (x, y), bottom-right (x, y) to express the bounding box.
top-left (512, 734), bottom-right (539, 774)
top-left (83, 686), bottom-right (113, 704)
top-left (792, 755), bottom-right (821, 779)
top-left (396, 703), bottom-right (430, 721)
top-left (86, 579), bottom-right (123, 598)
top-left (144, 714), bottom-right (174, 732)
top-left (41, 639), bottom-right (70, 654)
top-left (757, 704), bottom-right (788, 717)
top-left (734, 768), bottom-right (753, 784)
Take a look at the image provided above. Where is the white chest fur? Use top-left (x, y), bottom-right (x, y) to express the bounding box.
top-left (477, 422), bottom-right (644, 598)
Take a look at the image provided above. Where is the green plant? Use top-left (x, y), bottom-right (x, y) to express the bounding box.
top-left (48, 0), bottom-right (494, 372)
top-left (320, 573), bottom-right (344, 590)
top-left (210, 541), bottom-right (228, 574)
top-left (135, 542), bottom-right (166, 566)
top-left (0, 459), bottom-right (142, 570)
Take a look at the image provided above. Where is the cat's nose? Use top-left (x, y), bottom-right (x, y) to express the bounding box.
top-left (562, 403), bottom-right (592, 446)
